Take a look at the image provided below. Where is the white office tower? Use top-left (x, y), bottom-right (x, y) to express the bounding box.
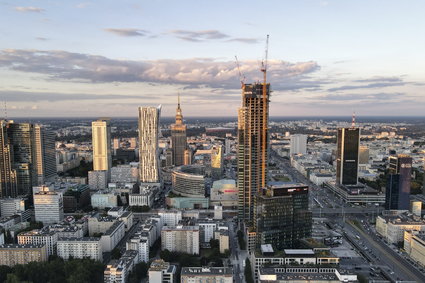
top-left (138, 106), bottom-right (161, 184)
top-left (92, 118), bottom-right (112, 178)
top-left (290, 134), bottom-right (307, 155)
top-left (34, 186), bottom-right (64, 225)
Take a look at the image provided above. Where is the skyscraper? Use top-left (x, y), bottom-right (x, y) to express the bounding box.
top-left (171, 94), bottom-right (187, 167)
top-left (139, 106), bottom-right (161, 183)
top-left (34, 125), bottom-right (56, 185)
top-left (8, 123), bottom-right (37, 196)
top-left (385, 154), bottom-right (412, 210)
top-left (237, 83), bottom-right (270, 224)
top-left (254, 183), bottom-right (312, 250)
top-left (92, 118), bottom-right (112, 173)
top-left (336, 127), bottom-right (360, 186)
top-left (0, 120), bottom-right (17, 198)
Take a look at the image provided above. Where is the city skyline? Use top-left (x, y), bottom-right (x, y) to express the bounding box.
top-left (1, 1), bottom-right (425, 117)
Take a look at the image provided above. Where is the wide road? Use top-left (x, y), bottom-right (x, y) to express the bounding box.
top-left (347, 220), bottom-right (425, 282)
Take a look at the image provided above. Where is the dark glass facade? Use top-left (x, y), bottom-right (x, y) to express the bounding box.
top-left (336, 128), bottom-right (360, 186)
top-left (254, 184), bottom-right (312, 250)
top-left (385, 155), bottom-right (412, 210)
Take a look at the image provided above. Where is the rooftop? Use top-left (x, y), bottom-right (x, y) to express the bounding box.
top-left (181, 267), bottom-right (233, 276)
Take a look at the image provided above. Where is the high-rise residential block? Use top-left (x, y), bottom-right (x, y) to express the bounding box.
top-left (92, 118), bottom-right (112, 176)
top-left (254, 183), bottom-right (312, 250)
top-left (237, 83), bottom-right (270, 224)
top-left (138, 106), bottom-right (161, 183)
top-left (336, 127), bottom-right (360, 186)
top-left (385, 154), bottom-right (412, 210)
top-left (290, 134), bottom-right (307, 155)
top-left (171, 94), bottom-right (187, 167)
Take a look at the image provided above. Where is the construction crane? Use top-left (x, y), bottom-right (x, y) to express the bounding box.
top-left (234, 55), bottom-right (245, 87)
top-left (261, 35), bottom-right (269, 188)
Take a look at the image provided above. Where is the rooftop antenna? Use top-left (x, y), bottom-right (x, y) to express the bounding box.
top-left (177, 92), bottom-right (181, 108)
top-left (351, 111), bottom-right (356, 127)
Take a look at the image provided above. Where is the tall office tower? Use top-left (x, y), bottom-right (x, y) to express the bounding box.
top-left (336, 127), bottom-right (360, 186)
top-left (211, 145), bottom-right (223, 180)
top-left (423, 157), bottom-right (425, 196)
top-left (34, 125), bottom-right (56, 185)
top-left (237, 83), bottom-right (270, 224)
top-left (138, 106), bottom-right (161, 183)
top-left (254, 184), bottom-right (312, 250)
top-left (0, 120), bottom-right (17, 198)
top-left (289, 134), bottom-right (307, 155)
top-left (165, 148), bottom-right (173, 167)
top-left (385, 154), bottom-right (412, 210)
top-left (92, 118), bottom-right (112, 176)
top-left (8, 123), bottom-right (37, 196)
top-left (184, 149), bottom-right (192, 165)
top-left (171, 95), bottom-right (187, 166)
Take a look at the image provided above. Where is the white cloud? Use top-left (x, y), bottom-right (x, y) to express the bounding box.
top-left (15, 6), bottom-right (44, 13)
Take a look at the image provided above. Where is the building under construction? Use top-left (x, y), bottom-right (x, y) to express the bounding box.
top-left (237, 83), bottom-right (270, 225)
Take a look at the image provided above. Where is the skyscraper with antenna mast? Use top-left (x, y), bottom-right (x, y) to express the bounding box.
top-left (170, 93), bottom-right (187, 167)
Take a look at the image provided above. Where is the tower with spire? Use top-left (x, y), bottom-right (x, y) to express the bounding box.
top-left (170, 93), bottom-right (187, 166)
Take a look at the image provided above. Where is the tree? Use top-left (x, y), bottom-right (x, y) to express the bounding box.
top-left (244, 258), bottom-right (254, 283)
top-left (111, 248), bottom-right (122, 259)
top-left (209, 239), bottom-right (219, 249)
top-left (128, 262), bottom-right (148, 283)
top-left (160, 249), bottom-right (171, 262)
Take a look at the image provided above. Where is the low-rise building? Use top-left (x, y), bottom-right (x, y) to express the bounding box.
top-left (161, 225), bottom-right (200, 255)
top-left (57, 237), bottom-right (102, 261)
top-left (17, 228), bottom-right (58, 256)
top-left (376, 213), bottom-right (425, 244)
top-left (91, 191), bottom-right (118, 209)
top-left (0, 244), bottom-right (48, 266)
top-left (48, 224), bottom-right (84, 238)
top-left (258, 267), bottom-right (357, 282)
top-left (104, 251), bottom-right (138, 283)
top-left (251, 247), bottom-right (340, 282)
top-left (404, 231), bottom-right (425, 267)
top-left (88, 214), bottom-right (116, 236)
top-left (148, 259), bottom-right (176, 283)
top-left (181, 267), bottom-right (233, 283)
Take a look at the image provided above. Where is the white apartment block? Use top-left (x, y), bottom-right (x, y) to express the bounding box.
top-left (111, 164), bottom-right (139, 183)
top-left (0, 198), bottom-right (26, 218)
top-left (34, 187), bottom-right (64, 225)
top-left (181, 267), bottom-right (233, 283)
top-left (158, 210), bottom-right (182, 227)
top-left (57, 237), bottom-right (103, 261)
top-left (198, 221), bottom-right (217, 243)
top-left (161, 225), bottom-right (200, 255)
top-left (290, 134), bottom-right (307, 155)
top-left (126, 237), bottom-right (149, 263)
top-left (88, 170), bottom-right (108, 190)
top-left (91, 192), bottom-right (117, 209)
top-left (100, 221), bottom-right (125, 252)
top-left (17, 229), bottom-right (58, 256)
top-left (129, 190), bottom-right (154, 207)
top-left (88, 215), bottom-right (116, 236)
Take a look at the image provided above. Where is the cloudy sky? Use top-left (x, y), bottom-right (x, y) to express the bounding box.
top-left (0, 0), bottom-right (424, 117)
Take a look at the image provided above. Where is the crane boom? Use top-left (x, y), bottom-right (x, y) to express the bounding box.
top-left (261, 35), bottom-right (269, 188)
top-left (235, 55), bottom-right (245, 87)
